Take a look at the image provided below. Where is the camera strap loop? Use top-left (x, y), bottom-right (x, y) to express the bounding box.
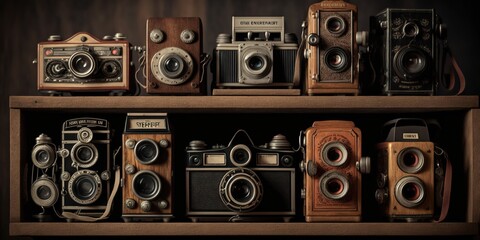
top-left (434, 146), bottom-right (452, 223)
top-left (134, 46), bottom-right (147, 91)
top-left (61, 166), bottom-right (121, 222)
top-left (441, 43), bottom-right (465, 95)
top-left (200, 53), bottom-right (211, 84)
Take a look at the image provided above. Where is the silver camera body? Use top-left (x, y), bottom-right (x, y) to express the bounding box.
top-left (214, 16), bottom-right (299, 88)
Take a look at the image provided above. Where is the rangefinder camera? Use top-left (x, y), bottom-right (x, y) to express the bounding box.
top-left (369, 9), bottom-right (445, 95)
top-left (213, 16), bottom-right (299, 93)
top-left (304, 0), bottom-right (364, 95)
top-left (59, 118), bottom-right (113, 218)
top-left (302, 121), bottom-right (370, 222)
top-left (30, 133), bottom-right (61, 221)
top-left (122, 113), bottom-right (173, 222)
top-left (375, 118), bottom-right (436, 221)
top-left (37, 32), bottom-right (132, 95)
top-left (146, 17), bottom-right (207, 95)
top-left (186, 129), bottom-right (301, 222)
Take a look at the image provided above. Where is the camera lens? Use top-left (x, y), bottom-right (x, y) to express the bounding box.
top-left (325, 15), bottom-right (346, 36)
top-left (45, 60), bottom-right (67, 78)
top-left (230, 144), bottom-right (252, 167)
top-left (393, 46), bottom-right (430, 79)
top-left (219, 168), bottom-right (263, 212)
top-left (321, 142), bottom-right (348, 167)
top-left (71, 143), bottom-right (98, 168)
top-left (69, 51), bottom-right (95, 78)
top-left (101, 60), bottom-right (121, 78)
top-left (132, 170), bottom-right (161, 200)
top-left (247, 56), bottom-right (264, 71)
top-left (403, 22), bottom-right (419, 37)
top-left (68, 170), bottom-right (102, 205)
top-left (398, 147), bottom-right (425, 174)
top-left (324, 47), bottom-right (349, 72)
top-left (160, 53), bottom-right (185, 79)
top-left (134, 139), bottom-right (159, 165)
top-left (31, 177), bottom-right (59, 207)
top-left (34, 149), bottom-right (52, 166)
top-left (395, 176), bottom-right (425, 208)
top-left (319, 170), bottom-right (349, 200)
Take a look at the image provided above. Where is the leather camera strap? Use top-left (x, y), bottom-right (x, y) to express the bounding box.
top-left (293, 37), bottom-right (306, 88)
top-left (61, 167), bottom-right (120, 222)
top-left (434, 147), bottom-right (452, 223)
top-left (441, 44), bottom-right (465, 95)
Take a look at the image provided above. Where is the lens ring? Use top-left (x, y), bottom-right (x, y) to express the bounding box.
top-left (151, 47), bottom-right (193, 85)
top-left (31, 144), bottom-right (56, 169)
top-left (68, 170), bottom-right (102, 205)
top-left (219, 168), bottom-right (263, 212)
top-left (230, 144), bottom-right (252, 167)
top-left (71, 142), bottom-right (98, 168)
top-left (31, 176), bottom-right (59, 207)
top-left (325, 15), bottom-right (346, 36)
top-left (324, 47), bottom-right (350, 72)
top-left (134, 139), bottom-right (159, 165)
top-left (321, 142), bottom-right (349, 167)
top-left (397, 147), bottom-right (425, 174)
top-left (77, 127), bottom-right (93, 143)
top-left (239, 43), bottom-right (273, 83)
top-left (131, 170), bottom-right (162, 200)
top-left (403, 22), bottom-right (420, 37)
top-left (101, 60), bottom-right (121, 78)
top-left (68, 51), bottom-right (96, 78)
top-left (393, 46), bottom-right (430, 80)
top-left (395, 176), bottom-right (425, 208)
top-left (319, 170), bottom-right (350, 200)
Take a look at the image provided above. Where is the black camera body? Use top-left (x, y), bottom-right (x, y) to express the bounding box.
top-left (369, 9), bottom-right (442, 95)
top-left (59, 118), bottom-right (112, 217)
top-left (185, 130), bottom-right (300, 222)
top-left (213, 16), bottom-right (299, 94)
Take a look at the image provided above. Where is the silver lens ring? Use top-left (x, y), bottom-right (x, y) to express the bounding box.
top-left (325, 15), bottom-right (346, 37)
top-left (68, 170), bottom-right (102, 205)
top-left (395, 176), bottom-right (426, 208)
top-left (31, 144), bottom-right (56, 169)
top-left (319, 170), bottom-right (350, 200)
top-left (31, 176), bottom-right (59, 207)
top-left (219, 168), bottom-right (263, 212)
top-left (230, 144), bottom-right (252, 167)
top-left (321, 142), bottom-right (349, 167)
top-left (131, 170), bottom-right (162, 200)
top-left (71, 142), bottom-right (98, 168)
top-left (397, 147), bottom-right (425, 174)
top-left (134, 139), bottom-right (159, 165)
top-left (151, 47), bottom-right (193, 85)
top-left (68, 51), bottom-right (96, 78)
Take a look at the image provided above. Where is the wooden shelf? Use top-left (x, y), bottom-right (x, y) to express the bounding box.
top-left (9, 222), bottom-right (479, 237)
top-left (9, 95), bottom-right (479, 113)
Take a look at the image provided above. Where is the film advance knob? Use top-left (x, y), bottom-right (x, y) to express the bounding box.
top-left (180, 29), bottom-right (196, 44)
top-left (48, 35), bottom-right (62, 41)
top-left (306, 160), bottom-right (318, 177)
top-left (150, 29), bottom-right (165, 43)
top-left (125, 198), bottom-right (136, 209)
top-left (356, 156), bottom-right (371, 174)
top-left (141, 201), bottom-right (152, 212)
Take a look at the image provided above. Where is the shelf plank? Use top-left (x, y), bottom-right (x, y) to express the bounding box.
top-left (9, 222), bottom-right (478, 236)
top-left (9, 95), bottom-right (479, 113)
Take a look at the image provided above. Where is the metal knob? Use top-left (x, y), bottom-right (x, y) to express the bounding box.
top-left (306, 160), bottom-right (318, 177)
top-left (125, 198), bottom-right (136, 209)
top-left (141, 201), bottom-right (152, 212)
top-left (356, 156), bottom-right (371, 174)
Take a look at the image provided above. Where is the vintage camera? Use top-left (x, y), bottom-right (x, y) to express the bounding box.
top-left (186, 129), bottom-right (300, 222)
top-left (37, 32), bottom-right (132, 95)
top-left (213, 16), bottom-right (300, 95)
top-left (304, 0), bottom-right (364, 95)
top-left (301, 121), bottom-right (370, 222)
top-left (59, 118), bottom-right (113, 218)
top-left (30, 134), bottom-right (61, 221)
top-left (375, 118), bottom-right (438, 221)
top-left (122, 113), bottom-right (173, 222)
top-left (369, 9), bottom-right (444, 95)
top-left (146, 17), bottom-right (207, 95)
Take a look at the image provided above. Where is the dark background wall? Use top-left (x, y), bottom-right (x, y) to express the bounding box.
top-left (0, 0), bottom-right (478, 239)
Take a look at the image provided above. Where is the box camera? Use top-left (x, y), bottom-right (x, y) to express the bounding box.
top-left (146, 17), bottom-right (207, 95)
top-left (122, 113), bottom-right (173, 222)
top-left (37, 32), bottom-right (132, 95)
top-left (59, 118), bottom-right (113, 218)
top-left (369, 9), bottom-right (443, 95)
top-left (302, 121), bottom-right (370, 222)
top-left (304, 0), bottom-right (363, 95)
top-left (213, 16), bottom-right (300, 95)
top-left (30, 133), bottom-right (61, 221)
top-left (186, 129), bottom-right (300, 222)
top-left (375, 118), bottom-right (437, 221)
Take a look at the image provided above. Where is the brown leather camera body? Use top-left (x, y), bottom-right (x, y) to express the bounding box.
top-left (305, 0), bottom-right (359, 95)
top-left (375, 141), bottom-right (434, 220)
top-left (37, 32), bottom-right (131, 94)
top-left (146, 17), bottom-right (205, 95)
top-left (122, 113), bottom-right (173, 222)
top-left (303, 120), bottom-right (369, 222)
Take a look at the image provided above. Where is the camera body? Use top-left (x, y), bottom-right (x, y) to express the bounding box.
top-left (304, 0), bottom-right (361, 95)
top-left (59, 118), bottom-right (112, 217)
top-left (213, 16), bottom-right (299, 94)
top-left (37, 32), bottom-right (132, 95)
top-left (146, 17), bottom-right (205, 95)
top-left (369, 9), bottom-right (441, 95)
top-left (30, 134), bottom-right (60, 220)
top-left (375, 118), bottom-right (434, 221)
top-left (302, 121), bottom-right (370, 222)
top-left (122, 113), bottom-right (173, 222)
top-left (186, 129), bottom-right (300, 222)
